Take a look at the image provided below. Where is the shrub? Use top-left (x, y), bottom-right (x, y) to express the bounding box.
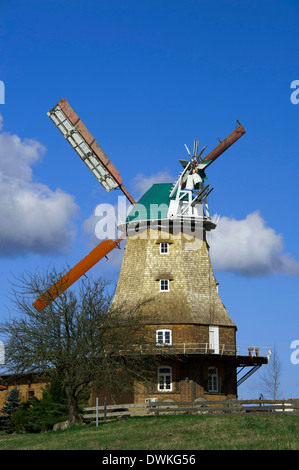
top-left (12, 391), bottom-right (68, 433)
top-left (0, 388), bottom-right (22, 433)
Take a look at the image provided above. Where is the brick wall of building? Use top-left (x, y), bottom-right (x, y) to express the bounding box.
top-left (0, 375), bottom-right (48, 415)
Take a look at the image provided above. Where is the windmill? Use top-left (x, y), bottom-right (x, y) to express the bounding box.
top-left (33, 98), bottom-right (245, 312)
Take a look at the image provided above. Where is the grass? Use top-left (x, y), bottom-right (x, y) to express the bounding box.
top-left (0, 414), bottom-right (299, 450)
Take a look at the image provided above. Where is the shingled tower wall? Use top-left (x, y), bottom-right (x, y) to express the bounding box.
top-left (110, 218), bottom-right (238, 403)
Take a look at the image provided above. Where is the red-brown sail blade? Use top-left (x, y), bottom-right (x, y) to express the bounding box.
top-left (33, 236), bottom-right (124, 312)
top-left (200, 122), bottom-right (245, 168)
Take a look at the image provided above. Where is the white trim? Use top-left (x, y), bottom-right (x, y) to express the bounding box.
top-left (156, 329), bottom-right (172, 345)
top-left (160, 279), bottom-right (169, 292)
top-left (160, 242), bottom-right (169, 254)
top-left (158, 366), bottom-right (172, 392)
top-left (209, 325), bottom-right (219, 354)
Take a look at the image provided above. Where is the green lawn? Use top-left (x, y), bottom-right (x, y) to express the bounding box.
top-left (0, 414), bottom-right (298, 450)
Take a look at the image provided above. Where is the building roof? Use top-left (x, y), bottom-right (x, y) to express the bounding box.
top-left (127, 183), bottom-right (174, 223)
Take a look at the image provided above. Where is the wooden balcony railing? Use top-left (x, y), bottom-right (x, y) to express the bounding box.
top-left (118, 343), bottom-right (272, 359)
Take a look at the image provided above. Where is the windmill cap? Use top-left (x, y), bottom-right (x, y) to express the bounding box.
top-left (126, 183), bottom-right (176, 224)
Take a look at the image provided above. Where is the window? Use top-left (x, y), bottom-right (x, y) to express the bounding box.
top-left (156, 329), bottom-right (172, 345)
top-left (28, 390), bottom-right (35, 401)
top-left (160, 242), bottom-right (169, 254)
top-left (158, 366), bottom-right (172, 391)
top-left (208, 367), bottom-right (218, 393)
top-left (160, 279), bottom-right (169, 292)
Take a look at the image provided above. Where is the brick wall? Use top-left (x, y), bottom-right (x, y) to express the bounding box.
top-left (0, 375), bottom-right (48, 414)
top-left (144, 323), bottom-right (236, 350)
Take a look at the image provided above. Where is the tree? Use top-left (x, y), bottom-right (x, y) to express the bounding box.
top-left (2, 387), bottom-right (21, 415)
top-left (1, 387), bottom-right (22, 433)
top-left (0, 267), bottom-right (157, 425)
top-left (258, 345), bottom-right (282, 400)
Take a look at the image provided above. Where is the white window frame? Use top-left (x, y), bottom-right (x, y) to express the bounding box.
top-left (158, 366), bottom-right (172, 392)
top-left (160, 279), bottom-right (169, 292)
top-left (156, 329), bottom-right (172, 346)
top-left (160, 242), bottom-right (169, 254)
top-left (208, 367), bottom-right (218, 393)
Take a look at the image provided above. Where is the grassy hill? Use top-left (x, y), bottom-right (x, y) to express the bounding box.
top-left (0, 414), bottom-right (299, 450)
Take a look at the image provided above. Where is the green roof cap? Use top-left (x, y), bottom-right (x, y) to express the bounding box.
top-left (127, 183), bottom-right (174, 223)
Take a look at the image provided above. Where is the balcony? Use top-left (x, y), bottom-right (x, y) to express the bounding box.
top-left (122, 343), bottom-right (272, 361)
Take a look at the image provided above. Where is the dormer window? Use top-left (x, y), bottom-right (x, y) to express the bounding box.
top-left (160, 242), bottom-right (169, 254)
top-left (160, 279), bottom-right (169, 292)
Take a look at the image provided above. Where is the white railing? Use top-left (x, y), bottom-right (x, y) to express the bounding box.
top-left (123, 343), bottom-right (271, 359)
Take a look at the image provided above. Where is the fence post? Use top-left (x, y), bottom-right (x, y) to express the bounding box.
top-left (96, 398), bottom-right (98, 427)
top-left (104, 396), bottom-right (107, 423)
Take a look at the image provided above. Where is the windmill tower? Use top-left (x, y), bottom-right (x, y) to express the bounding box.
top-left (34, 99), bottom-right (270, 403)
top-left (111, 140), bottom-right (238, 402)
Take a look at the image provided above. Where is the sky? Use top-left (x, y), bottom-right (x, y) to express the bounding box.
top-left (0, 0), bottom-right (299, 399)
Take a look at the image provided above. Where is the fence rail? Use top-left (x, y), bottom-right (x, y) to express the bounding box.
top-left (83, 398), bottom-right (299, 422)
top-left (119, 344), bottom-right (272, 359)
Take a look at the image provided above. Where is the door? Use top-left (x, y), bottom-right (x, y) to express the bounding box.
top-left (209, 326), bottom-right (219, 354)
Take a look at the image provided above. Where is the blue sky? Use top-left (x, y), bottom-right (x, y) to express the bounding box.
top-left (0, 0), bottom-right (299, 398)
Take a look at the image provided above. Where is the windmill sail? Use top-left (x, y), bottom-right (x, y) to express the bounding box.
top-left (33, 236), bottom-right (125, 312)
top-left (48, 98), bottom-right (136, 204)
top-left (200, 122), bottom-right (245, 169)
top-left (180, 123), bottom-right (245, 190)
top-left (33, 98), bottom-right (136, 312)
top-left (33, 111), bottom-right (245, 312)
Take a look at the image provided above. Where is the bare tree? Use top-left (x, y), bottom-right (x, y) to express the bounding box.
top-left (258, 345), bottom-right (282, 400)
top-left (0, 267), bottom-right (157, 425)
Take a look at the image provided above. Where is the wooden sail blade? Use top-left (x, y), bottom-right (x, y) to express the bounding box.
top-left (48, 98), bottom-right (136, 204)
top-left (33, 236), bottom-right (125, 312)
top-left (201, 122), bottom-right (246, 169)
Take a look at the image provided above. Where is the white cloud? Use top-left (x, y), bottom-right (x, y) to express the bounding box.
top-left (131, 169), bottom-right (175, 198)
top-left (0, 116), bottom-right (79, 257)
top-left (208, 211), bottom-right (299, 277)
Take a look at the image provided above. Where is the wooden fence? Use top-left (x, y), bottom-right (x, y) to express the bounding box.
top-left (83, 398), bottom-right (299, 423)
